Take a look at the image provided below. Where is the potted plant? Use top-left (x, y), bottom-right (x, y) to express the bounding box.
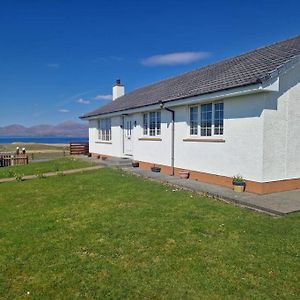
top-left (232, 175), bottom-right (246, 192)
top-left (151, 165), bottom-right (161, 173)
top-left (132, 161), bottom-right (139, 168)
top-left (179, 170), bottom-right (190, 179)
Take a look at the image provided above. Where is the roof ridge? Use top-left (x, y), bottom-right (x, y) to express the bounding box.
top-left (81, 34), bottom-right (300, 118)
top-left (113, 35), bottom-right (300, 102)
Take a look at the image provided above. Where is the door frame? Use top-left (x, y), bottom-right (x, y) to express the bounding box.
top-left (123, 115), bottom-right (133, 156)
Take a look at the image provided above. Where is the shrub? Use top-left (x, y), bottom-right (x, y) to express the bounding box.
top-left (53, 165), bottom-right (60, 172)
top-left (15, 173), bottom-right (24, 182)
top-left (36, 170), bottom-right (46, 179)
top-left (6, 170), bottom-right (15, 178)
top-left (232, 174), bottom-right (245, 185)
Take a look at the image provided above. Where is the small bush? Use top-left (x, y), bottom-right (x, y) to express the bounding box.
top-left (15, 173), bottom-right (24, 182)
top-left (53, 165), bottom-right (60, 172)
top-left (36, 170), bottom-right (46, 179)
top-left (6, 170), bottom-right (15, 178)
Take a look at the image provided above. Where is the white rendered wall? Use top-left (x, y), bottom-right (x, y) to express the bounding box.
top-left (132, 111), bottom-right (173, 166)
top-left (130, 93), bottom-right (266, 182)
top-left (89, 116), bottom-right (123, 157)
top-left (173, 95), bottom-right (265, 182)
top-left (262, 62), bottom-right (300, 181)
top-left (88, 94), bottom-right (266, 182)
top-left (87, 63), bottom-right (300, 183)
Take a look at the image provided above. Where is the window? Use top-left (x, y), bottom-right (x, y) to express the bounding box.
top-left (189, 102), bottom-right (224, 137)
top-left (149, 112), bottom-right (156, 136)
top-left (143, 114), bottom-right (148, 135)
top-left (98, 118), bottom-right (111, 141)
top-left (143, 111), bottom-right (161, 136)
top-left (214, 102), bottom-right (224, 135)
top-left (156, 112), bottom-right (161, 135)
top-left (190, 106), bottom-right (198, 135)
top-left (126, 120), bottom-right (132, 136)
top-left (200, 103), bottom-right (212, 136)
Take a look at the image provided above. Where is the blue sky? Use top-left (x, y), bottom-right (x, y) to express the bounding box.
top-left (0, 0), bottom-right (299, 126)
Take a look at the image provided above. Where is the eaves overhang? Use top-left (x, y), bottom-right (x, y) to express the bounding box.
top-left (80, 78), bottom-right (278, 121)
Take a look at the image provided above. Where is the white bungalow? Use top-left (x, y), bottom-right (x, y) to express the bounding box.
top-left (81, 35), bottom-right (300, 194)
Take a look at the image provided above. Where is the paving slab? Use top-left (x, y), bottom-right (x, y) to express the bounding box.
top-left (78, 155), bottom-right (133, 167)
top-left (124, 167), bottom-right (300, 216)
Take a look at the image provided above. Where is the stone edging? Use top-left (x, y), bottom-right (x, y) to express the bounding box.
top-left (0, 165), bottom-right (103, 184)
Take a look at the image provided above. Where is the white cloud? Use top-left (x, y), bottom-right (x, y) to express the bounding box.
top-left (94, 94), bottom-right (112, 100)
top-left (77, 98), bottom-right (90, 104)
top-left (59, 109), bottom-right (70, 113)
top-left (141, 51), bottom-right (210, 66)
top-left (47, 63), bottom-right (60, 69)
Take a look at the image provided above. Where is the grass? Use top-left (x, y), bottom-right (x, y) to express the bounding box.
top-left (0, 143), bottom-right (69, 161)
top-left (0, 168), bottom-right (299, 299)
top-left (0, 157), bottom-right (94, 179)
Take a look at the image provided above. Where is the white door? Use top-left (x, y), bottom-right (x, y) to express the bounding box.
top-left (124, 116), bottom-right (133, 156)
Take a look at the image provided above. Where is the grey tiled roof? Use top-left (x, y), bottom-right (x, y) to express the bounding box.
top-left (81, 35), bottom-right (300, 118)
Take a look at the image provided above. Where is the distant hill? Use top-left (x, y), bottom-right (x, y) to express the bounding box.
top-left (0, 121), bottom-right (88, 137)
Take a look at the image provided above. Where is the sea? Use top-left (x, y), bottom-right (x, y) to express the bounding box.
top-left (0, 136), bottom-right (88, 144)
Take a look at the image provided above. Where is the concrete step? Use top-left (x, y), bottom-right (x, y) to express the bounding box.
top-left (98, 157), bottom-right (133, 167)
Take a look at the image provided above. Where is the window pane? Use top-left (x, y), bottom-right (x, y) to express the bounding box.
top-left (190, 106), bottom-right (198, 135)
top-left (200, 103), bottom-right (212, 136)
top-left (214, 102), bottom-right (224, 135)
top-left (143, 114), bottom-right (148, 135)
top-left (107, 118), bottom-right (111, 140)
top-left (156, 111), bottom-right (161, 135)
top-left (149, 112), bottom-right (156, 136)
top-left (99, 118), bottom-right (111, 141)
top-left (98, 120), bottom-right (101, 140)
top-left (103, 119), bottom-right (107, 140)
top-left (101, 119), bottom-right (105, 140)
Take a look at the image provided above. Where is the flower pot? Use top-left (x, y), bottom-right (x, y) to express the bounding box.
top-left (233, 183), bottom-right (245, 192)
top-left (132, 161), bottom-right (139, 168)
top-left (179, 170), bottom-right (189, 179)
top-left (151, 167), bottom-right (161, 173)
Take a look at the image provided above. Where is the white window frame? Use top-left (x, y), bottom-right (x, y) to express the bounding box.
top-left (189, 106), bottom-right (199, 136)
top-left (188, 101), bottom-right (224, 137)
top-left (98, 118), bottom-right (112, 141)
top-left (142, 111), bottom-right (161, 137)
top-left (214, 102), bottom-right (224, 136)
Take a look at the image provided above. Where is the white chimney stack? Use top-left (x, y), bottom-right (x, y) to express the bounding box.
top-left (112, 79), bottom-right (125, 101)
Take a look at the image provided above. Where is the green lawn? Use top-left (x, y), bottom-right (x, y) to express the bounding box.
top-left (0, 168), bottom-right (299, 299)
top-left (0, 157), bottom-right (94, 179)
